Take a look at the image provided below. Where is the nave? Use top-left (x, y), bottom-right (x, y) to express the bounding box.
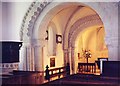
top-left (41, 74), bottom-right (119, 86)
top-left (1, 1), bottom-right (120, 86)
top-left (1, 61), bottom-right (120, 86)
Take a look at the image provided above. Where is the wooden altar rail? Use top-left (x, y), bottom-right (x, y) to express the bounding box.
top-left (78, 63), bottom-right (96, 73)
top-left (46, 66), bottom-right (67, 80)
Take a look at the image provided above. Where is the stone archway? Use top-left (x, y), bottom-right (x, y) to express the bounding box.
top-left (68, 14), bottom-right (103, 73)
top-left (68, 14), bottom-right (103, 47)
top-left (19, 1), bottom-right (118, 71)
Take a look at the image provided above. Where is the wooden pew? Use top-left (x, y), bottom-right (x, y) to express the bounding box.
top-left (2, 70), bottom-right (44, 84)
top-left (102, 61), bottom-right (120, 77)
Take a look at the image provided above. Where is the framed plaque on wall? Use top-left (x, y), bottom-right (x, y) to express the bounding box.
top-left (50, 58), bottom-right (55, 67)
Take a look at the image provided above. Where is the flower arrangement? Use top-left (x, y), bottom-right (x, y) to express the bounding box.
top-left (82, 49), bottom-right (92, 72)
top-left (82, 49), bottom-right (92, 63)
top-left (82, 50), bottom-right (91, 58)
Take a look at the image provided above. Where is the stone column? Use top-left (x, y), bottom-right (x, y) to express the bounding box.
top-left (32, 39), bottom-right (45, 84)
top-left (118, 2), bottom-right (120, 61)
top-left (68, 47), bottom-right (75, 74)
top-left (34, 45), bottom-right (44, 71)
top-left (105, 36), bottom-right (119, 61)
top-left (19, 42), bottom-right (34, 71)
top-left (102, 3), bottom-right (119, 61)
top-left (68, 47), bottom-right (72, 74)
top-left (118, 42), bottom-right (120, 61)
top-left (63, 49), bottom-right (69, 66)
top-left (71, 47), bottom-right (75, 74)
top-left (19, 43), bottom-right (27, 70)
top-left (33, 39), bottom-right (45, 71)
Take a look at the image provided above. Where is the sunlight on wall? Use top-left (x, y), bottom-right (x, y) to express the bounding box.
top-left (75, 25), bottom-right (108, 63)
top-left (48, 26), bottom-right (56, 56)
top-left (70, 7), bottom-right (97, 26)
top-left (43, 23), bottom-right (64, 71)
top-left (2, 2), bottom-right (31, 41)
top-left (43, 44), bottom-right (64, 70)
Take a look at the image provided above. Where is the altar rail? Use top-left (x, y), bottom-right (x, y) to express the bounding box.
top-left (78, 63), bottom-right (96, 73)
top-left (49, 67), bottom-right (66, 78)
top-left (45, 65), bottom-right (70, 81)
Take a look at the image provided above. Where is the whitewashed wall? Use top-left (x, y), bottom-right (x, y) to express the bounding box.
top-left (1, 2), bottom-right (31, 41)
top-left (32, 2), bottom-right (119, 62)
top-left (1, 1), bottom-right (119, 72)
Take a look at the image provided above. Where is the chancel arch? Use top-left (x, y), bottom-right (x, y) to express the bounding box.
top-left (70, 26), bottom-right (108, 73)
top-left (67, 12), bottom-right (108, 73)
top-left (20, 1), bottom-right (119, 73)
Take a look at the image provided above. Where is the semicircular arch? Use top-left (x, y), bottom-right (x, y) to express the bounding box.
top-left (68, 14), bottom-right (103, 48)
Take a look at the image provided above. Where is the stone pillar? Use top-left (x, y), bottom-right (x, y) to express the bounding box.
top-left (33, 39), bottom-right (45, 71)
top-left (19, 43), bottom-right (27, 71)
top-left (68, 47), bottom-right (72, 74)
top-left (105, 36), bottom-right (119, 61)
top-left (118, 42), bottom-right (120, 61)
top-left (68, 47), bottom-right (75, 74)
top-left (63, 49), bottom-right (69, 66)
top-left (19, 43), bottom-right (34, 71)
top-left (71, 47), bottom-right (75, 74)
top-left (118, 2), bottom-right (120, 61)
top-left (102, 3), bottom-right (119, 61)
top-left (34, 45), bottom-right (44, 71)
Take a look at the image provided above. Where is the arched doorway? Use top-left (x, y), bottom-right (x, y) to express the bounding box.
top-left (20, 1), bottom-right (118, 73)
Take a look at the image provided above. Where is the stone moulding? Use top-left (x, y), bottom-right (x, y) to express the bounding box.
top-left (20, 1), bottom-right (51, 41)
top-left (67, 14), bottom-right (103, 48)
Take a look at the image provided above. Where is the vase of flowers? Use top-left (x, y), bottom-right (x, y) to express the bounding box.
top-left (82, 49), bottom-right (92, 72)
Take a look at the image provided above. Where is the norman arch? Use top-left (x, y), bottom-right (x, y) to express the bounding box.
top-left (68, 14), bottom-right (103, 48)
top-left (68, 14), bottom-right (104, 73)
top-left (19, 1), bottom-right (118, 73)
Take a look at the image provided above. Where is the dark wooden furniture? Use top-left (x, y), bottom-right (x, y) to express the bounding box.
top-left (95, 58), bottom-right (108, 69)
top-left (48, 67), bottom-right (66, 79)
top-left (78, 63), bottom-right (96, 73)
top-left (102, 61), bottom-right (120, 77)
top-left (44, 65), bottom-right (70, 82)
top-left (2, 70), bottom-right (44, 84)
top-left (0, 41), bottom-right (22, 63)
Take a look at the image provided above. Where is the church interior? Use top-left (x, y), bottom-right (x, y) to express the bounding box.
top-left (0, 0), bottom-right (120, 85)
